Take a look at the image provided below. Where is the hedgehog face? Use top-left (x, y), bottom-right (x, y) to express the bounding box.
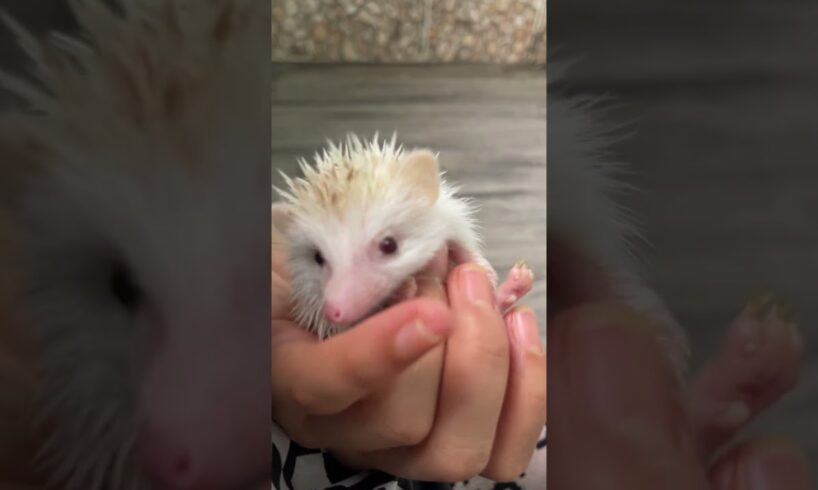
top-left (283, 190), bottom-right (446, 338)
top-left (4, 127), bottom-right (272, 490)
top-left (275, 138), bottom-right (453, 338)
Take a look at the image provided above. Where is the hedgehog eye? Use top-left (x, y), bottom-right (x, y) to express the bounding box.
top-left (314, 249), bottom-right (326, 266)
top-left (109, 261), bottom-right (143, 311)
top-left (379, 237), bottom-right (398, 256)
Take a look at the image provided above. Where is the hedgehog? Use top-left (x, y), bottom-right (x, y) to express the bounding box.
top-left (0, 1), bottom-right (271, 489)
top-left (272, 133), bottom-right (535, 339)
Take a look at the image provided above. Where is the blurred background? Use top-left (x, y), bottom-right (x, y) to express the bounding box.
top-left (551, 0), bottom-right (818, 467)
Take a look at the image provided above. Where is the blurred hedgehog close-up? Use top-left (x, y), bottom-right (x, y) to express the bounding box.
top-left (0, 1), bottom-right (271, 489)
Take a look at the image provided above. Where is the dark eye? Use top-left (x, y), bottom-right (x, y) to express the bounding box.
top-left (379, 237), bottom-right (398, 255)
top-left (314, 250), bottom-right (325, 266)
top-left (110, 262), bottom-right (143, 311)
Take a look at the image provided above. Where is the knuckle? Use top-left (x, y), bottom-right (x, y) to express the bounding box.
top-left (290, 384), bottom-right (319, 411)
top-left (290, 383), bottom-right (335, 415)
top-left (377, 414), bottom-right (433, 447)
top-left (341, 350), bottom-right (378, 393)
top-left (427, 444), bottom-right (492, 482)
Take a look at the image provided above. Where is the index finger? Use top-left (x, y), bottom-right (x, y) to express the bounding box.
top-left (272, 297), bottom-right (452, 416)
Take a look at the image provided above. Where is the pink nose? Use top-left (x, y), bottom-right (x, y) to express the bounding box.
top-left (324, 301), bottom-right (345, 323)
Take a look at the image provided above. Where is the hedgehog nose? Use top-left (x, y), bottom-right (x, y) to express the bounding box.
top-left (324, 301), bottom-right (345, 323)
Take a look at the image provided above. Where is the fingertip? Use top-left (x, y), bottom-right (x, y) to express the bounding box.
top-left (711, 438), bottom-right (812, 490)
top-left (448, 263), bottom-right (495, 309)
top-left (549, 302), bottom-right (682, 442)
top-left (450, 262), bottom-right (491, 283)
top-left (505, 306), bottom-right (545, 358)
top-left (549, 302), bottom-right (661, 375)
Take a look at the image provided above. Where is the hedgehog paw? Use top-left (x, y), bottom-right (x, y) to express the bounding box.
top-left (496, 260), bottom-right (534, 312)
top-left (686, 293), bottom-right (802, 456)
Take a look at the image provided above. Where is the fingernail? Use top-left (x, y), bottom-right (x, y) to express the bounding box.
top-left (571, 320), bottom-right (676, 434)
top-left (459, 264), bottom-right (495, 306)
top-left (394, 319), bottom-right (449, 360)
top-left (741, 443), bottom-right (812, 490)
top-left (510, 308), bottom-right (544, 357)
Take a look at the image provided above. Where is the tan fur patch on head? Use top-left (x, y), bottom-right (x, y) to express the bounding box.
top-left (275, 133), bottom-right (440, 219)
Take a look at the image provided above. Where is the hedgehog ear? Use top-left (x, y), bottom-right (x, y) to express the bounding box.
top-left (271, 202), bottom-right (294, 234)
top-left (400, 149), bottom-right (440, 205)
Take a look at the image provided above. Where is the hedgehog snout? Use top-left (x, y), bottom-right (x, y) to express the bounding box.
top-left (323, 273), bottom-right (386, 327)
top-left (323, 301), bottom-right (345, 324)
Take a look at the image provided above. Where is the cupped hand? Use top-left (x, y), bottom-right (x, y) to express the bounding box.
top-left (339, 263), bottom-right (547, 482)
top-left (548, 303), bottom-right (812, 490)
top-left (272, 236), bottom-right (546, 482)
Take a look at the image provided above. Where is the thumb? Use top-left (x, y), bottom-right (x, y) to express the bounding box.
top-left (549, 303), bottom-right (708, 490)
top-left (272, 298), bottom-right (452, 416)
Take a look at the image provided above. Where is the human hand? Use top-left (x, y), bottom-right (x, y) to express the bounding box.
top-left (272, 237), bottom-right (452, 454)
top-left (336, 262), bottom-right (546, 482)
top-left (548, 303), bottom-right (812, 489)
top-left (272, 236), bottom-right (546, 482)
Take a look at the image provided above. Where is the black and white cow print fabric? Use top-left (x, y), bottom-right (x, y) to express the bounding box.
top-left (272, 423), bottom-right (547, 490)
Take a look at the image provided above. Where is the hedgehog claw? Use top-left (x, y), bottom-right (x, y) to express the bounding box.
top-left (496, 260), bottom-right (534, 312)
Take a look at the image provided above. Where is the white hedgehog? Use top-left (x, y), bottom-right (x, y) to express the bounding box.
top-left (0, 1), bottom-right (271, 489)
top-left (273, 133), bottom-right (534, 339)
